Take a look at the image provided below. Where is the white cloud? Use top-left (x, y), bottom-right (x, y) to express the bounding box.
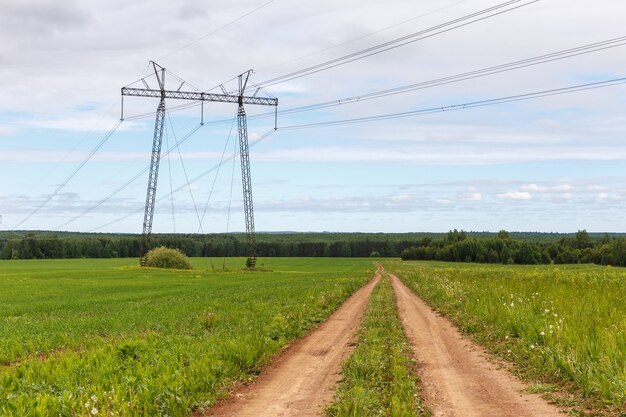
top-left (460, 188), bottom-right (482, 201)
top-left (587, 185), bottom-right (606, 192)
top-left (24, 118), bottom-right (142, 132)
top-left (520, 183), bottom-right (548, 192)
top-left (390, 193), bottom-right (413, 202)
top-left (0, 126), bottom-right (16, 136)
top-left (520, 183), bottom-right (575, 194)
top-left (598, 192), bottom-right (623, 201)
top-left (253, 144), bottom-right (626, 165)
top-left (552, 184), bottom-right (575, 192)
top-left (0, 150), bottom-right (228, 163)
top-left (497, 191), bottom-right (532, 201)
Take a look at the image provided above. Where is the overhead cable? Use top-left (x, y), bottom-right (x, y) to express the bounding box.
top-left (279, 77), bottom-right (626, 129)
top-left (256, 0), bottom-right (539, 88)
top-left (14, 120), bottom-right (122, 230)
top-left (89, 129), bottom-right (276, 232)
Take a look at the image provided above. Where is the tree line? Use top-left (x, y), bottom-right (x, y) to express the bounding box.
top-left (0, 233), bottom-right (412, 260)
top-left (400, 229), bottom-right (626, 266)
top-left (1, 230), bottom-right (626, 266)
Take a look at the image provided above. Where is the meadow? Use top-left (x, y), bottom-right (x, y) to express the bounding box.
top-left (0, 257), bottom-right (373, 416)
top-left (384, 260), bottom-right (626, 415)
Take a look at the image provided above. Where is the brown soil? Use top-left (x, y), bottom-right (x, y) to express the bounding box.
top-left (200, 266), bottom-right (382, 417)
top-left (390, 273), bottom-right (564, 417)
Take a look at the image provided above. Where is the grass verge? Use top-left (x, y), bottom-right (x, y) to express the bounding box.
top-left (327, 274), bottom-right (428, 417)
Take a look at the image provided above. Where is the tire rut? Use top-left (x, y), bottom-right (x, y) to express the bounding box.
top-left (200, 266), bottom-right (383, 417)
top-left (389, 272), bottom-right (564, 417)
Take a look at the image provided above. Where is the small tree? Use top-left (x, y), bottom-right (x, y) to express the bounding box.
top-left (144, 247), bottom-right (192, 269)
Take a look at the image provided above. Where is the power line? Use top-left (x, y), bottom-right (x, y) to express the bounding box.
top-left (168, 36), bottom-right (626, 127)
top-left (198, 116), bottom-right (238, 232)
top-left (166, 111), bottom-right (204, 233)
top-left (271, 36), bottom-right (626, 117)
top-left (13, 120), bottom-right (123, 230)
top-left (85, 76), bottom-right (625, 232)
top-left (256, 0), bottom-right (539, 88)
top-left (89, 129), bottom-right (276, 232)
top-left (164, 121), bottom-right (176, 233)
top-left (255, 0), bottom-right (472, 74)
top-left (61, 75), bottom-right (624, 232)
top-left (125, 35), bottom-right (626, 128)
top-left (279, 77), bottom-right (626, 130)
top-left (54, 123), bottom-right (203, 231)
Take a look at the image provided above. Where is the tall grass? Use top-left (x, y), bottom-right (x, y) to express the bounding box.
top-left (0, 258), bottom-right (372, 416)
top-left (386, 261), bottom-right (626, 414)
top-left (327, 274), bottom-right (428, 417)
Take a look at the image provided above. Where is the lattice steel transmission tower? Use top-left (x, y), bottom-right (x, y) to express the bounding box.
top-left (121, 62), bottom-right (278, 267)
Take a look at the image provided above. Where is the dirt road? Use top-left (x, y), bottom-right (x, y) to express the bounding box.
top-left (203, 267), bottom-right (382, 417)
top-left (390, 273), bottom-right (563, 417)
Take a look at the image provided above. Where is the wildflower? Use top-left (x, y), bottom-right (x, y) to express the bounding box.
top-left (91, 395), bottom-right (98, 403)
top-left (540, 331), bottom-right (545, 336)
top-left (530, 344), bottom-right (535, 349)
top-left (91, 407), bottom-right (98, 415)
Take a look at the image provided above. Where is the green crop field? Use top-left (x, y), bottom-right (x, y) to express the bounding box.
top-left (0, 257), bottom-right (373, 417)
top-left (384, 260), bottom-right (626, 414)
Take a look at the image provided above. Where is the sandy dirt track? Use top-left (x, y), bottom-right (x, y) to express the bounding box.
top-left (202, 267), bottom-right (382, 417)
top-left (390, 273), bottom-right (563, 417)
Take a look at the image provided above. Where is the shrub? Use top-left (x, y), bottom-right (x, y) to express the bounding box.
top-left (144, 246), bottom-right (192, 269)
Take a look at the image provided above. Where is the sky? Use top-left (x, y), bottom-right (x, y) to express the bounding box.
top-left (0, 0), bottom-right (625, 234)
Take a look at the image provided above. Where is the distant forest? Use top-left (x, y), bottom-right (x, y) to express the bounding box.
top-left (1, 230), bottom-right (626, 266)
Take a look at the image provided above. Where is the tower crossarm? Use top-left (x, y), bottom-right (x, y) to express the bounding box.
top-left (121, 87), bottom-right (278, 107)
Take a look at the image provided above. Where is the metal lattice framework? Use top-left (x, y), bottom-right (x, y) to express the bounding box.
top-left (122, 62), bottom-right (277, 267)
top-left (121, 87), bottom-right (277, 106)
top-left (237, 71), bottom-right (257, 267)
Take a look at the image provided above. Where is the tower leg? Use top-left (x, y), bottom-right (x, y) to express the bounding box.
top-left (237, 105), bottom-right (257, 268)
top-left (140, 99), bottom-right (166, 266)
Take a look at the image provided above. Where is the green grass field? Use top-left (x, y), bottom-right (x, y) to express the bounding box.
top-left (0, 258), bottom-right (373, 417)
top-left (384, 260), bottom-right (626, 415)
top-left (3, 257), bottom-right (625, 416)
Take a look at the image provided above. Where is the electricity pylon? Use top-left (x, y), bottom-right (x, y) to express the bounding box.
top-left (121, 62), bottom-right (278, 267)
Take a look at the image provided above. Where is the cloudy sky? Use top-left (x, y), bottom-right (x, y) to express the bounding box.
top-left (0, 0), bottom-right (625, 234)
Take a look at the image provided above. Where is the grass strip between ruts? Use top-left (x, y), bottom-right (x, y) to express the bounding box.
top-left (327, 273), bottom-right (429, 417)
